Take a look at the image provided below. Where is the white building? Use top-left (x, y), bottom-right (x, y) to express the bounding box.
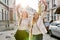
top-left (0, 0), bottom-right (16, 30)
top-left (44, 0), bottom-right (60, 22)
top-left (0, 0), bottom-right (9, 21)
top-left (0, 0), bottom-right (16, 40)
top-left (0, 0), bottom-right (16, 26)
top-left (9, 0), bottom-right (16, 23)
top-left (55, 0), bottom-right (60, 21)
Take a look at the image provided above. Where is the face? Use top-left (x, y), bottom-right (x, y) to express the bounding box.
top-left (22, 10), bottom-right (28, 18)
top-left (34, 13), bottom-right (39, 19)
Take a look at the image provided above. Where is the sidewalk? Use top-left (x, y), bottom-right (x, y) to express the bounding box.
top-left (43, 34), bottom-right (58, 40)
top-left (0, 21), bottom-right (17, 40)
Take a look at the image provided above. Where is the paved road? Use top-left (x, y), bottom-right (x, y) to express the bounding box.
top-left (0, 22), bottom-right (59, 40)
top-left (43, 34), bottom-right (59, 40)
top-left (0, 32), bottom-right (59, 40)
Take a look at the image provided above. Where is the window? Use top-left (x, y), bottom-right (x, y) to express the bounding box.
top-left (7, 0), bottom-right (9, 5)
top-left (5, 0), bottom-right (6, 3)
top-left (47, 13), bottom-right (50, 21)
top-left (0, 7), bottom-right (1, 13)
top-left (51, 10), bottom-right (53, 20)
top-left (53, 0), bottom-right (55, 4)
top-left (0, 8), bottom-right (2, 20)
top-left (54, 14), bottom-right (56, 21)
top-left (7, 11), bottom-right (8, 20)
top-left (47, 1), bottom-right (49, 9)
top-left (52, 0), bottom-right (56, 7)
top-left (5, 11), bottom-right (6, 20)
top-left (2, 9), bottom-right (3, 20)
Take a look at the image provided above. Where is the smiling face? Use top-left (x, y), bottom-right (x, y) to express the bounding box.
top-left (34, 13), bottom-right (39, 19)
top-left (22, 9), bottom-right (28, 18)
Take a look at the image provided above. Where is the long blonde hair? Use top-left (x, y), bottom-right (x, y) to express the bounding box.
top-left (19, 9), bottom-right (28, 25)
top-left (32, 12), bottom-right (39, 25)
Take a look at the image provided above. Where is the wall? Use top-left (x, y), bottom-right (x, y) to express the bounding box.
top-left (0, 3), bottom-right (9, 21)
top-left (9, 0), bottom-right (16, 22)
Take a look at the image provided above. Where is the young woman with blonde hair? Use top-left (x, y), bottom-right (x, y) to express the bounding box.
top-left (31, 11), bottom-right (47, 40)
top-left (30, 0), bottom-right (47, 40)
top-left (14, 5), bottom-right (30, 40)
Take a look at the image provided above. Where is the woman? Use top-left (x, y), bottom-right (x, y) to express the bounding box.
top-left (31, 12), bottom-right (47, 40)
top-left (30, 0), bottom-right (47, 40)
top-left (14, 5), bottom-right (30, 40)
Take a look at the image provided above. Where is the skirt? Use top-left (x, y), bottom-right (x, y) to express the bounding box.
top-left (14, 30), bottom-right (29, 40)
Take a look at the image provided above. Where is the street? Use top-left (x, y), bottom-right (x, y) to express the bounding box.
top-left (0, 31), bottom-right (59, 40)
top-left (0, 0), bottom-right (60, 40)
top-left (43, 34), bottom-right (59, 40)
top-left (0, 23), bottom-right (59, 40)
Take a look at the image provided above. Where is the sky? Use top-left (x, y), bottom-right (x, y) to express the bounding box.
top-left (16, 0), bottom-right (39, 11)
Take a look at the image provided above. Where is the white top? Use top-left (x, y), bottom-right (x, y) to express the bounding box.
top-left (37, 16), bottom-right (47, 35)
top-left (32, 22), bottom-right (42, 35)
top-left (32, 12), bottom-right (47, 35)
top-left (18, 18), bottom-right (29, 30)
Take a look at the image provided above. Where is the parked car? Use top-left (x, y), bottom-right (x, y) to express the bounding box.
top-left (49, 21), bottom-right (60, 38)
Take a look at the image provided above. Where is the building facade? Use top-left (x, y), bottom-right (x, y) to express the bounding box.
top-left (44, 0), bottom-right (60, 22)
top-left (9, 0), bottom-right (16, 23)
top-left (0, 0), bottom-right (16, 22)
top-left (0, 0), bottom-right (16, 29)
top-left (0, 0), bottom-right (9, 21)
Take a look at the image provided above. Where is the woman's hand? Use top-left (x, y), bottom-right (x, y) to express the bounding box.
top-left (16, 4), bottom-right (22, 26)
top-left (16, 4), bottom-right (21, 18)
top-left (41, 0), bottom-right (47, 11)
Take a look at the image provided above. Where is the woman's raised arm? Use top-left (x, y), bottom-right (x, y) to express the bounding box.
top-left (16, 5), bottom-right (21, 19)
top-left (41, 0), bottom-right (47, 19)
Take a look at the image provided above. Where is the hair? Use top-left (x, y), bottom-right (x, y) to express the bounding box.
top-left (21, 9), bottom-right (28, 18)
top-left (19, 9), bottom-right (28, 25)
top-left (32, 12), bottom-right (39, 25)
